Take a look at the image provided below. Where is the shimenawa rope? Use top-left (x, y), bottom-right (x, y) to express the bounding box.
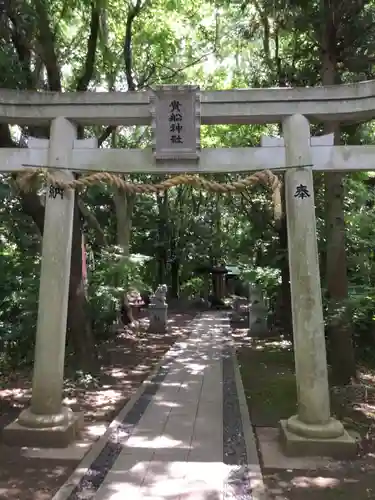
top-left (16, 166), bottom-right (282, 219)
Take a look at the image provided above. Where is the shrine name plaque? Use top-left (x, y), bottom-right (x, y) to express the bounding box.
top-left (150, 85), bottom-right (201, 161)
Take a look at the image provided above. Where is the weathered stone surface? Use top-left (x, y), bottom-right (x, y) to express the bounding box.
top-left (1, 81), bottom-right (375, 126)
top-left (4, 119), bottom-right (96, 448)
top-left (283, 114), bottom-right (331, 425)
top-left (231, 297), bottom-right (249, 323)
top-left (279, 420), bottom-right (357, 459)
top-left (148, 284), bottom-right (168, 333)
top-left (248, 285), bottom-right (268, 335)
top-left (279, 113), bottom-right (350, 455)
top-left (150, 85), bottom-right (200, 161)
top-left (2, 411), bottom-right (83, 448)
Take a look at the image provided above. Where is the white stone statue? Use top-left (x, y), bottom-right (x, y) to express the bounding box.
top-left (152, 284), bottom-right (168, 306)
top-left (148, 284), bottom-right (168, 333)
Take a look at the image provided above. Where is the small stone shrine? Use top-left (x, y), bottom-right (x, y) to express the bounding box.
top-left (148, 284), bottom-right (168, 333)
top-left (194, 264), bottom-right (228, 308)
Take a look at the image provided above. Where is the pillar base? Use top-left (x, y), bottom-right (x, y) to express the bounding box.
top-left (2, 407), bottom-right (83, 448)
top-left (279, 418), bottom-right (358, 459)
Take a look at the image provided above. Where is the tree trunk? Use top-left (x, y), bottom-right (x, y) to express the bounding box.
top-left (275, 181), bottom-right (293, 337)
top-left (170, 257), bottom-right (180, 299)
top-left (78, 198), bottom-right (107, 247)
top-left (6, 0), bottom-right (102, 372)
top-left (111, 131), bottom-right (136, 257)
top-left (156, 192), bottom-right (169, 287)
top-left (321, 1), bottom-right (356, 384)
top-left (169, 222), bottom-right (180, 299)
top-left (113, 188), bottom-right (135, 255)
top-left (66, 195), bottom-right (98, 372)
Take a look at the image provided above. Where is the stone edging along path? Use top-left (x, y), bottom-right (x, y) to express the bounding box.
top-left (53, 312), bottom-right (266, 500)
top-left (223, 343), bottom-right (267, 500)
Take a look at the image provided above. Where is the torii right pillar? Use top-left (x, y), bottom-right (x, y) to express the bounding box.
top-left (280, 114), bottom-right (357, 457)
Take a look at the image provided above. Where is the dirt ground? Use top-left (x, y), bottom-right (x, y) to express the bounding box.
top-left (233, 323), bottom-right (375, 500)
top-left (0, 309), bottom-right (196, 500)
top-left (263, 463), bottom-right (375, 499)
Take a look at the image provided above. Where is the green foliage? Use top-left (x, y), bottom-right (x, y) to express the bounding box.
top-left (88, 247), bottom-right (148, 335)
top-left (180, 276), bottom-right (205, 298)
top-left (0, 243), bottom-right (39, 369)
top-left (0, 187), bottom-right (40, 370)
top-left (1, 0), bottom-right (375, 372)
top-left (241, 266), bottom-right (280, 308)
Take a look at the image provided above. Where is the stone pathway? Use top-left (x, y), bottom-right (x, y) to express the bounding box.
top-left (53, 312), bottom-right (265, 500)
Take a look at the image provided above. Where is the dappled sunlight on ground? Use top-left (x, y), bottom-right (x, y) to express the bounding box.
top-left (97, 460), bottom-right (226, 500)
top-left (0, 311), bottom-right (196, 425)
top-left (0, 459), bottom-right (76, 500)
top-left (232, 322), bottom-right (375, 499)
top-left (358, 365), bottom-right (375, 385)
top-left (50, 312), bottom-right (242, 500)
top-left (254, 339), bottom-right (292, 351)
top-left (0, 309), bottom-right (197, 499)
top-left (263, 462), bottom-right (375, 499)
top-left (291, 475), bottom-right (342, 487)
top-left (233, 326), bottom-right (297, 427)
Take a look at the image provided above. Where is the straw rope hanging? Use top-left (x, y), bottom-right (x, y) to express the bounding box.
top-left (16, 167), bottom-right (282, 219)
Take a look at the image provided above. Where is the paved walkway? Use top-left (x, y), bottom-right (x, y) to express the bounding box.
top-left (54, 312), bottom-right (265, 500)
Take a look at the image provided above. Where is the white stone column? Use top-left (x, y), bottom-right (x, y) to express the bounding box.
top-left (279, 114), bottom-right (355, 457)
top-left (3, 117), bottom-right (85, 447)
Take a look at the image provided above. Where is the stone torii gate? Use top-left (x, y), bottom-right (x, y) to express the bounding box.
top-left (2, 81), bottom-right (375, 456)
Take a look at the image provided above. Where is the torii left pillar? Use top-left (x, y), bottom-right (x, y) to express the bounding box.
top-left (3, 117), bottom-right (94, 447)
